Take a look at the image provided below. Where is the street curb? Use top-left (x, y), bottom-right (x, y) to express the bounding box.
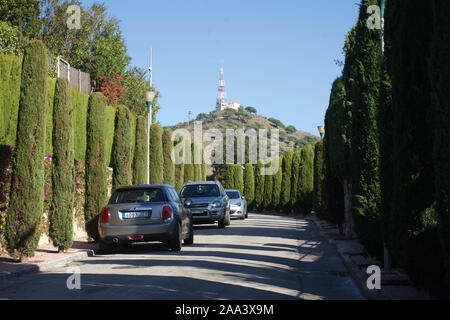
top-left (310, 216), bottom-right (388, 300)
top-left (0, 249), bottom-right (95, 282)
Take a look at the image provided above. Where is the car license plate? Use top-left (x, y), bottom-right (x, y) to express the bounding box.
top-left (122, 211), bottom-right (150, 219)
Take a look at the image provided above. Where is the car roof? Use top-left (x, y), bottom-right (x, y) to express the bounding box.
top-left (114, 184), bottom-right (173, 191)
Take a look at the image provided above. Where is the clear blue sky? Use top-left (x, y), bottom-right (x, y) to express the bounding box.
top-left (81, 0), bottom-right (360, 135)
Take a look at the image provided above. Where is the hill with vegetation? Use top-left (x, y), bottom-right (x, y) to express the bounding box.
top-left (168, 107), bottom-right (319, 154)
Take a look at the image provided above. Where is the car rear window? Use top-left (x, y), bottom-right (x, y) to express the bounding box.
top-left (180, 184), bottom-right (220, 198)
top-left (226, 191), bottom-right (240, 199)
top-left (111, 188), bottom-right (165, 204)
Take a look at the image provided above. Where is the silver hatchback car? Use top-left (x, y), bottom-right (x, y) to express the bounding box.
top-left (98, 185), bottom-right (193, 252)
top-left (225, 189), bottom-right (248, 220)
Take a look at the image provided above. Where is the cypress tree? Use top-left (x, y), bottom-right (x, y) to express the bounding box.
top-left (174, 135), bottom-right (185, 191)
top-left (175, 164), bottom-right (184, 191)
top-left (430, 0), bottom-right (450, 291)
top-left (387, 0), bottom-right (445, 294)
top-left (325, 76), bottom-right (353, 236)
top-left (162, 128), bottom-right (175, 186)
top-left (280, 150), bottom-right (293, 212)
top-left (290, 150), bottom-right (301, 212)
top-left (298, 145), bottom-right (314, 214)
top-left (233, 164), bottom-right (244, 194)
top-left (84, 92), bottom-right (108, 241)
top-left (272, 157), bottom-right (283, 211)
top-left (223, 164), bottom-right (235, 189)
top-left (201, 162), bottom-right (207, 181)
top-left (150, 123), bottom-right (164, 184)
top-left (243, 163), bottom-right (255, 209)
top-left (183, 143), bottom-right (194, 183)
top-left (254, 161), bottom-right (265, 210)
top-left (263, 165), bottom-right (273, 210)
top-left (313, 141), bottom-right (325, 218)
top-left (49, 78), bottom-right (75, 252)
top-left (111, 105), bottom-right (133, 191)
top-left (6, 40), bottom-right (48, 261)
top-left (133, 116), bottom-right (148, 185)
top-left (348, 0), bottom-right (382, 257)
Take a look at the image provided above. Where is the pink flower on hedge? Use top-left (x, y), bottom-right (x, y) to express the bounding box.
top-left (44, 186), bottom-right (48, 201)
top-left (45, 219), bottom-right (49, 226)
top-left (45, 155), bottom-right (52, 161)
top-left (75, 185), bottom-right (80, 190)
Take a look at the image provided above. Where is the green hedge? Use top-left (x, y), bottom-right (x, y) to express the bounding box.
top-left (243, 163), bottom-right (255, 208)
top-left (254, 161), bottom-right (265, 210)
top-left (84, 92), bottom-right (108, 240)
top-left (0, 54), bottom-right (130, 164)
top-left (0, 55), bottom-right (21, 146)
top-left (71, 88), bottom-right (89, 162)
top-left (163, 128), bottom-right (175, 186)
top-left (299, 145), bottom-right (314, 214)
top-left (49, 78), bottom-right (74, 252)
top-left (150, 124), bottom-right (164, 184)
top-left (111, 105), bottom-right (133, 190)
top-left (313, 141), bottom-right (325, 217)
top-left (272, 157), bottom-right (282, 211)
top-left (430, 0), bottom-right (450, 292)
top-left (133, 116), bottom-right (148, 185)
top-left (6, 41), bottom-right (48, 260)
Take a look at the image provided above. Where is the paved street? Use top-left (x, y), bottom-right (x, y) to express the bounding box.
top-left (0, 214), bottom-right (364, 300)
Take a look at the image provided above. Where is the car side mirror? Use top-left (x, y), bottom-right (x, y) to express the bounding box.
top-left (184, 199), bottom-right (192, 207)
top-left (242, 196), bottom-right (245, 200)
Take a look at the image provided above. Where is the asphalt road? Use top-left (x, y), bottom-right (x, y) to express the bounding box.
top-left (0, 213), bottom-right (364, 300)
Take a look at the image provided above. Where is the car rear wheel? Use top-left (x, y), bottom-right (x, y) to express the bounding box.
top-left (169, 223), bottom-right (183, 251)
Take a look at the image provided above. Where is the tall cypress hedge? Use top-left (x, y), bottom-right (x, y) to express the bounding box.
top-left (223, 164), bottom-right (235, 189)
top-left (111, 105), bottom-right (133, 191)
top-left (243, 163), bottom-right (255, 209)
top-left (133, 116), bottom-right (148, 185)
top-left (430, 0), bottom-right (450, 291)
top-left (299, 145), bottom-right (314, 214)
top-left (325, 76), bottom-right (354, 236)
top-left (233, 164), bottom-right (244, 194)
top-left (272, 157), bottom-right (283, 211)
top-left (49, 78), bottom-right (74, 252)
top-left (348, 0), bottom-right (382, 257)
top-left (387, 0), bottom-right (445, 294)
top-left (84, 92), bottom-right (108, 241)
top-left (175, 164), bottom-right (185, 191)
top-left (254, 161), bottom-right (265, 210)
top-left (174, 135), bottom-right (185, 191)
top-left (0, 55), bottom-right (21, 146)
top-left (5, 40), bottom-right (48, 261)
top-left (280, 150), bottom-right (293, 211)
top-left (290, 150), bottom-right (301, 212)
top-left (163, 128), bottom-right (175, 186)
top-left (150, 123), bottom-right (164, 184)
top-left (263, 165), bottom-right (273, 210)
top-left (184, 143), bottom-right (194, 183)
top-left (193, 144), bottom-right (202, 182)
top-left (313, 141), bottom-right (325, 218)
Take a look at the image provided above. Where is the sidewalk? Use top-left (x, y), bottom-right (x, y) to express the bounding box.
top-left (0, 238), bottom-right (98, 281)
top-left (311, 216), bottom-right (433, 300)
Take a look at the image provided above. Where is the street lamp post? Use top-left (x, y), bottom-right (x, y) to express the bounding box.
top-left (317, 126), bottom-right (325, 140)
top-left (145, 91), bottom-right (156, 185)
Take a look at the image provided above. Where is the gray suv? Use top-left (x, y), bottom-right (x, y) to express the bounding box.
top-left (179, 181), bottom-right (231, 228)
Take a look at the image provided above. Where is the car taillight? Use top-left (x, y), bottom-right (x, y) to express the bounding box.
top-left (100, 208), bottom-right (110, 222)
top-left (162, 205), bottom-right (172, 220)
